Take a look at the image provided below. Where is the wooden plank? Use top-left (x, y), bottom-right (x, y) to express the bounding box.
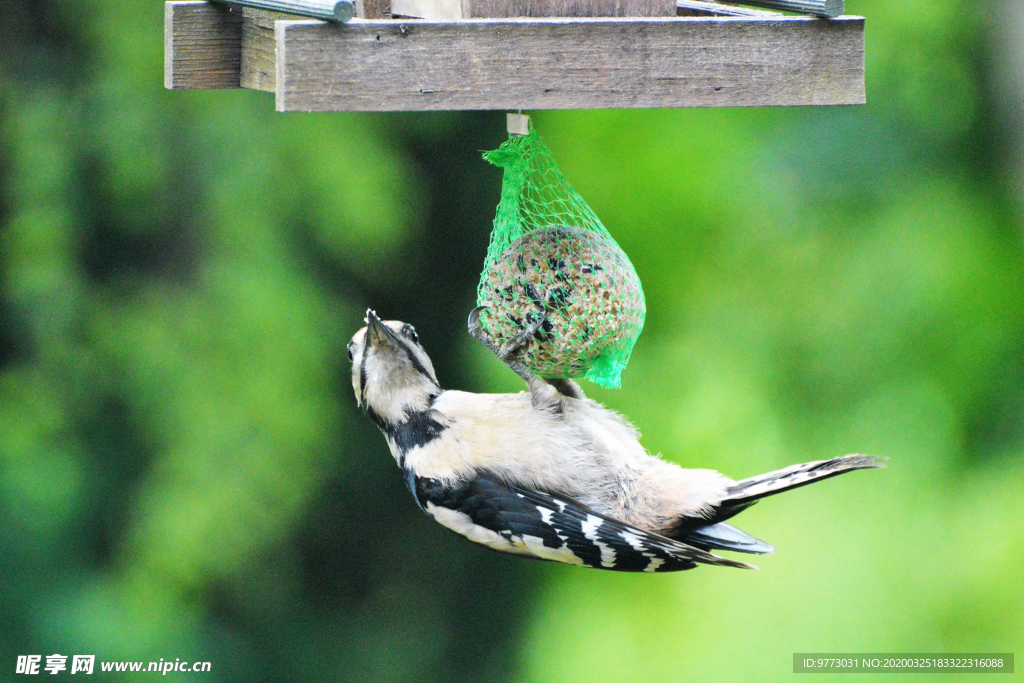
top-left (392, 0), bottom-right (673, 20)
top-left (357, 0), bottom-right (391, 18)
top-left (240, 4), bottom-right (390, 91)
top-left (274, 16), bottom-right (865, 112)
top-left (740, 0), bottom-right (842, 18)
top-left (391, 0), bottom-right (463, 20)
top-left (467, 0), bottom-right (675, 17)
top-left (676, 1), bottom-right (779, 17)
top-left (165, 1), bottom-right (243, 89)
top-left (213, 0), bottom-right (356, 22)
top-left (241, 7), bottom-right (302, 91)
top-left (165, 0), bottom-right (389, 93)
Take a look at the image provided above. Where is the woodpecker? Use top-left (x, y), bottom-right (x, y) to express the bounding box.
top-left (350, 309), bottom-right (882, 573)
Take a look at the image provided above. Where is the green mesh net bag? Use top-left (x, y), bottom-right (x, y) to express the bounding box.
top-left (476, 126), bottom-right (645, 389)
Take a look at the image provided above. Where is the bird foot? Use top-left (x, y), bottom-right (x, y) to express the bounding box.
top-left (468, 306), bottom-right (536, 386)
top-left (468, 306), bottom-right (582, 404)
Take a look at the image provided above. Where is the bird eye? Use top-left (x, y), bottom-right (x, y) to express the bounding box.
top-left (402, 325), bottom-right (418, 344)
top-left (347, 343), bottom-right (355, 361)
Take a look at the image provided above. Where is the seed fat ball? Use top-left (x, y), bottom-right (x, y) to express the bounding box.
top-left (478, 225), bottom-right (645, 380)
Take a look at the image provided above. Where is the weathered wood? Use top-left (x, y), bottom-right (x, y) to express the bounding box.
top-left (742, 0), bottom-right (842, 18)
top-left (470, 0), bottom-right (674, 17)
top-left (164, 1), bottom-right (391, 93)
top-left (237, 0), bottom-right (388, 88)
top-left (676, 1), bottom-right (778, 17)
top-left (392, 0), bottom-right (673, 20)
top-left (213, 0), bottom-right (356, 21)
top-left (391, 0), bottom-right (462, 19)
top-left (241, 7), bottom-right (303, 91)
top-left (164, 1), bottom-right (865, 111)
top-left (356, 0), bottom-right (391, 19)
top-left (165, 1), bottom-right (242, 89)
top-left (275, 16), bottom-right (865, 112)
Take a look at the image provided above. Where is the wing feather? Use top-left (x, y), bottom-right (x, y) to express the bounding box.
top-left (413, 473), bottom-right (755, 572)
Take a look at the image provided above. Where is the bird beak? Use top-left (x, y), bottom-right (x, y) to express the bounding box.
top-left (365, 309), bottom-right (398, 349)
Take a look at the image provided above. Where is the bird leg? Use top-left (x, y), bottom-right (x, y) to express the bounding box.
top-left (468, 306), bottom-right (534, 384)
top-left (497, 309), bottom-right (548, 362)
top-left (545, 378), bottom-right (585, 400)
top-left (467, 306), bottom-right (581, 408)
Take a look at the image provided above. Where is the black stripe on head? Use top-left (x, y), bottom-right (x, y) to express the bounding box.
top-left (357, 319), bottom-right (438, 416)
top-left (401, 343), bottom-right (438, 386)
top-left (367, 317), bottom-right (438, 387)
top-left (359, 357), bottom-right (369, 408)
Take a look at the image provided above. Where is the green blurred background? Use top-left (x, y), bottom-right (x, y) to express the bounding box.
top-left (1, 0), bottom-right (1022, 680)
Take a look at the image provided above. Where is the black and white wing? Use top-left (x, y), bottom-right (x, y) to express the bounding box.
top-left (410, 473), bottom-right (755, 573)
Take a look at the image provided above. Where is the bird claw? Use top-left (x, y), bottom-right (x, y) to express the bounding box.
top-left (467, 305), bottom-right (488, 342)
top-left (496, 310), bottom-right (547, 364)
top-left (467, 306), bottom-right (581, 403)
top-left (469, 306), bottom-right (535, 382)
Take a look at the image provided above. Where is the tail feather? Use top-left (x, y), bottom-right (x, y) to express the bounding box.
top-left (681, 521), bottom-right (776, 555)
top-left (668, 454), bottom-right (884, 551)
top-left (724, 454), bottom-right (885, 506)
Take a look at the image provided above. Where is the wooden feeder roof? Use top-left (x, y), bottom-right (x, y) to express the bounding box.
top-left (165, 0), bottom-right (864, 112)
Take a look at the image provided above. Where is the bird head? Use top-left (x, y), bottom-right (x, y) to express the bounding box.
top-left (349, 310), bottom-right (439, 426)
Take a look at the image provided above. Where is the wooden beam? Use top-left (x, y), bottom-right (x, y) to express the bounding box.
top-left (241, 7), bottom-right (302, 91)
top-left (676, 1), bottom-right (779, 17)
top-left (165, 2), bottom-right (865, 111)
top-left (465, 0), bottom-right (675, 18)
top-left (740, 0), bottom-right (842, 18)
top-left (274, 16), bottom-right (865, 112)
top-left (357, 0), bottom-right (391, 19)
top-left (212, 0), bottom-right (356, 22)
top-left (165, 0), bottom-right (390, 92)
top-left (165, 1), bottom-right (243, 89)
top-left (391, 0), bottom-right (463, 20)
top-left (393, 0), bottom-right (674, 20)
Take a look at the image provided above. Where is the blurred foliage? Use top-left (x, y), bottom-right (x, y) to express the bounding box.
top-left (0, 0), bottom-right (1022, 681)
